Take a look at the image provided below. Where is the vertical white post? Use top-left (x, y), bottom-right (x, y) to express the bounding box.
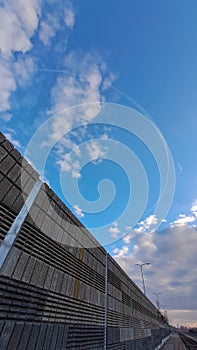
top-left (140, 265), bottom-right (146, 296)
top-left (0, 179), bottom-right (42, 269)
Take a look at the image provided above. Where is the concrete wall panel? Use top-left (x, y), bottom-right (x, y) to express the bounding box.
top-left (0, 132), bottom-right (170, 349)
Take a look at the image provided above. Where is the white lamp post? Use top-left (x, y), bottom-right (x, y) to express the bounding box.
top-left (135, 262), bottom-right (150, 296)
top-left (152, 292), bottom-right (163, 310)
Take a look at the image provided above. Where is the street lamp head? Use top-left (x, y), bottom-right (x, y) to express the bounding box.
top-left (152, 292), bottom-right (163, 296)
top-left (152, 292), bottom-right (163, 310)
top-left (135, 262), bottom-right (150, 296)
top-left (135, 262), bottom-right (150, 266)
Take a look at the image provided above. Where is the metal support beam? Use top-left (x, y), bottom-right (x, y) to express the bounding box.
top-left (0, 179), bottom-right (42, 269)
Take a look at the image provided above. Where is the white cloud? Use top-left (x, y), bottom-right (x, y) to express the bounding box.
top-left (49, 58), bottom-right (103, 119)
top-left (0, 0), bottom-right (76, 120)
top-left (138, 214), bottom-right (158, 231)
top-left (71, 169), bottom-right (81, 179)
top-left (72, 160), bottom-right (81, 170)
top-left (125, 225), bottom-right (132, 231)
top-left (101, 133), bottom-right (109, 140)
top-left (170, 201), bottom-right (197, 227)
top-left (123, 234), bottom-right (133, 245)
top-left (5, 0), bottom-right (41, 36)
top-left (55, 137), bottom-right (108, 180)
top-left (0, 0), bottom-right (41, 119)
top-left (64, 8), bottom-right (75, 28)
top-left (122, 227), bottom-right (144, 244)
top-left (102, 72), bottom-right (116, 90)
top-left (86, 141), bottom-right (108, 164)
top-left (0, 7), bottom-right (32, 55)
top-left (0, 0), bottom-right (41, 55)
top-left (38, 0), bottom-right (76, 46)
top-left (39, 14), bottom-right (60, 46)
top-left (71, 160), bottom-right (81, 179)
top-left (113, 224), bottom-right (197, 326)
top-left (57, 154), bottom-right (72, 172)
top-left (39, 22), bottom-right (54, 46)
top-left (57, 153), bottom-right (81, 179)
top-left (4, 130), bottom-right (22, 148)
top-left (0, 53), bottom-right (35, 118)
top-left (113, 245), bottom-right (129, 258)
top-left (0, 112), bottom-right (12, 122)
top-left (49, 116), bottom-right (73, 142)
top-left (49, 51), bottom-right (113, 117)
top-left (108, 222), bottom-right (121, 238)
top-left (14, 56), bottom-right (35, 86)
top-left (0, 57), bottom-right (16, 112)
top-left (171, 214), bottom-right (195, 226)
top-left (191, 200), bottom-right (197, 218)
top-left (123, 230), bottom-right (156, 255)
top-left (47, 51), bottom-right (115, 178)
top-left (58, 136), bottom-right (80, 156)
top-left (177, 161), bottom-right (183, 174)
top-left (123, 214), bottom-right (160, 243)
top-left (73, 204), bottom-right (84, 218)
top-left (122, 214), bottom-right (159, 245)
top-left (167, 310), bottom-right (197, 328)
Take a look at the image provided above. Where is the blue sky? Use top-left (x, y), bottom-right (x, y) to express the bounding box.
top-left (0, 0), bottom-right (197, 327)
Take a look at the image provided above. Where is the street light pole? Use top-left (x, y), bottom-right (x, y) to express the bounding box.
top-left (152, 292), bottom-right (163, 310)
top-left (135, 262), bottom-right (150, 296)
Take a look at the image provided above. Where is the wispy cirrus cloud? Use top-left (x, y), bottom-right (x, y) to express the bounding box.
top-left (73, 204), bottom-right (84, 218)
top-left (0, 0), bottom-right (41, 120)
top-left (39, 14), bottom-right (60, 46)
top-left (49, 51), bottom-right (114, 118)
top-left (57, 153), bottom-right (81, 179)
top-left (4, 128), bottom-right (22, 149)
top-left (64, 2), bottom-right (75, 28)
top-left (0, 0), bottom-right (76, 121)
top-left (86, 140), bottom-right (108, 164)
top-left (14, 55), bottom-right (36, 87)
top-left (39, 1), bottom-right (75, 46)
top-left (0, 57), bottom-right (16, 114)
top-left (45, 50), bottom-right (115, 180)
top-left (177, 161), bottom-right (183, 174)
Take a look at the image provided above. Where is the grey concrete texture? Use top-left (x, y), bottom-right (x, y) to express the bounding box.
top-left (0, 134), bottom-right (39, 216)
top-left (0, 132), bottom-right (170, 349)
top-left (0, 320), bottom-right (69, 350)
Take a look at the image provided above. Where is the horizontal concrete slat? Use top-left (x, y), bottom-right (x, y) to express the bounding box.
top-left (0, 132), bottom-right (170, 349)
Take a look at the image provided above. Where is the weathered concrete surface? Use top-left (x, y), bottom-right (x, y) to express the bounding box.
top-left (0, 132), bottom-right (170, 349)
top-left (161, 333), bottom-right (186, 350)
